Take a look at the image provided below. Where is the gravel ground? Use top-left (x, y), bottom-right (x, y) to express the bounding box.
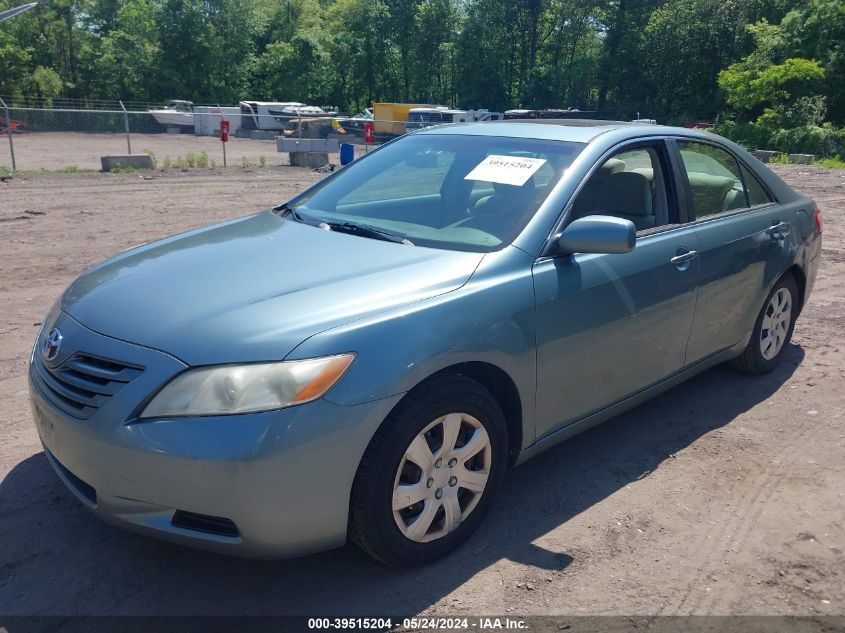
top-left (0, 164), bottom-right (843, 617)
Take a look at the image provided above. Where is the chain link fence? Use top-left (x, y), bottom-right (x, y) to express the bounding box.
top-left (0, 99), bottom-right (418, 173)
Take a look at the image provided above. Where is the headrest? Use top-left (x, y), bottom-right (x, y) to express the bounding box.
top-left (600, 158), bottom-right (626, 175)
top-left (686, 173), bottom-right (736, 197)
top-left (601, 171), bottom-right (652, 216)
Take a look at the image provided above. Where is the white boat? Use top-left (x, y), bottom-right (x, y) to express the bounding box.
top-left (239, 101), bottom-right (335, 131)
top-left (149, 100), bottom-right (195, 127)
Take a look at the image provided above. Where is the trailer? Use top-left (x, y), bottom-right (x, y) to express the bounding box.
top-left (193, 106), bottom-right (241, 137)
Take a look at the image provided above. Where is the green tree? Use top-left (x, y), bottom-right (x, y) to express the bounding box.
top-left (95, 0), bottom-right (161, 100)
top-left (719, 58), bottom-right (825, 116)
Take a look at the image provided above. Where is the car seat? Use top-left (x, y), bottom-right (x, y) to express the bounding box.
top-left (572, 171), bottom-right (656, 231)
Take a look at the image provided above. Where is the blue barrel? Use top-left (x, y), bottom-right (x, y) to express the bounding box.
top-left (339, 143), bottom-right (355, 166)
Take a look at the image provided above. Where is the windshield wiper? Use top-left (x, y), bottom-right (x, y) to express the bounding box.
top-left (324, 221), bottom-right (414, 245)
top-left (273, 205), bottom-right (412, 245)
top-left (273, 203), bottom-right (326, 228)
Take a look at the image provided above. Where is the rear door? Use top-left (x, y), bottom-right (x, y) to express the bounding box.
top-left (532, 139), bottom-right (701, 439)
top-left (673, 138), bottom-right (793, 364)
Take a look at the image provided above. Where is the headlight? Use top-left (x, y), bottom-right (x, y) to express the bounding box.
top-left (140, 353), bottom-right (355, 418)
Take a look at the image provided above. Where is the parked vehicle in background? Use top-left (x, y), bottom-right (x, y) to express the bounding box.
top-left (504, 108), bottom-right (598, 120)
top-left (683, 121), bottom-right (717, 130)
top-left (282, 117), bottom-right (342, 139)
top-left (149, 100), bottom-right (195, 128)
top-left (239, 101), bottom-right (336, 131)
top-left (29, 120), bottom-right (821, 566)
top-left (193, 106), bottom-right (241, 137)
top-left (372, 103), bottom-right (435, 136)
top-left (405, 107), bottom-right (504, 129)
top-left (337, 109), bottom-right (373, 134)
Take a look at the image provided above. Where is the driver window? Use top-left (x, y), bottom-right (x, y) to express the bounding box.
top-left (570, 146), bottom-right (670, 232)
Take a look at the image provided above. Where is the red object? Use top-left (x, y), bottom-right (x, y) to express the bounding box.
top-left (814, 207), bottom-right (823, 234)
top-left (364, 121), bottom-right (374, 144)
top-left (0, 116), bottom-right (25, 134)
top-left (219, 118), bottom-right (230, 143)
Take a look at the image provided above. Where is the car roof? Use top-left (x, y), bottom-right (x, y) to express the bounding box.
top-left (415, 119), bottom-right (712, 144)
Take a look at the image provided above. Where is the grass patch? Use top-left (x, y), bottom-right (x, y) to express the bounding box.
top-left (259, 155), bottom-right (267, 168)
top-left (159, 151), bottom-right (212, 170)
top-left (241, 156), bottom-right (256, 168)
top-left (110, 165), bottom-right (143, 173)
top-left (0, 165), bottom-right (11, 177)
top-left (768, 153), bottom-right (790, 164)
top-left (815, 156), bottom-right (845, 169)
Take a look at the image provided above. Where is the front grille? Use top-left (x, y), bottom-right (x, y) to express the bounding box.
top-left (33, 353), bottom-right (143, 419)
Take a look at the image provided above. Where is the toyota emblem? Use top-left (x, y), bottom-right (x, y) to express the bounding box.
top-left (42, 328), bottom-right (63, 362)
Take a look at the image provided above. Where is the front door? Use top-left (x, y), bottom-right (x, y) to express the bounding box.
top-left (532, 141), bottom-right (700, 439)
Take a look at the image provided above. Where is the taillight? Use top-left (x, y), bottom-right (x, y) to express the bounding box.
top-left (814, 207), bottom-right (823, 234)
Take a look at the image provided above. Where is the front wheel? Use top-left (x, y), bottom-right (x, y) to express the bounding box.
top-left (731, 273), bottom-right (799, 374)
top-left (349, 375), bottom-right (508, 566)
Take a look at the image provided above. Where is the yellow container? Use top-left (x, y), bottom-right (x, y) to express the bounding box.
top-left (372, 103), bottom-right (434, 135)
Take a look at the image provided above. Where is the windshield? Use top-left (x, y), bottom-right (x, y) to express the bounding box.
top-left (289, 134), bottom-right (584, 252)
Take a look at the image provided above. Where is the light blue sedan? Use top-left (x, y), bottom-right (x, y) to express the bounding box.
top-left (29, 121), bottom-right (822, 566)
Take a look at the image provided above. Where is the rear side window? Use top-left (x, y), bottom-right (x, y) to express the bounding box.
top-left (740, 163), bottom-right (774, 206)
top-left (678, 141), bottom-right (748, 219)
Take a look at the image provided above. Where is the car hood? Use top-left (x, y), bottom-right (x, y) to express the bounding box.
top-left (63, 211), bottom-right (484, 365)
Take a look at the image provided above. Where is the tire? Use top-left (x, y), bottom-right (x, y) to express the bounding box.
top-left (731, 273), bottom-right (799, 374)
top-left (349, 374), bottom-right (508, 566)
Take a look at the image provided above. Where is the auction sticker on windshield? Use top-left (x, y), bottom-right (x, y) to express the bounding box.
top-left (464, 154), bottom-right (547, 186)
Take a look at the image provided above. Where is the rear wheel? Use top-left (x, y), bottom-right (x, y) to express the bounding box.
top-left (349, 375), bottom-right (508, 566)
top-left (731, 273), bottom-right (799, 374)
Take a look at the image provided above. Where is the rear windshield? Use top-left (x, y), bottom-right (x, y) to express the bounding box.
top-left (290, 134), bottom-right (584, 252)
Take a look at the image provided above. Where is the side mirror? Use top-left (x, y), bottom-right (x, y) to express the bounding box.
top-left (557, 215), bottom-right (636, 255)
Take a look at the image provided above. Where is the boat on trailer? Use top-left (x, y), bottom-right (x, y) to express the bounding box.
top-left (149, 100), bottom-right (195, 127)
top-left (239, 101), bottom-right (336, 131)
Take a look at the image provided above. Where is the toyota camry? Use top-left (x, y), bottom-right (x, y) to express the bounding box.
top-left (29, 120), bottom-right (822, 566)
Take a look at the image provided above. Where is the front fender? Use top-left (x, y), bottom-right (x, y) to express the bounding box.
top-left (285, 246), bottom-right (539, 450)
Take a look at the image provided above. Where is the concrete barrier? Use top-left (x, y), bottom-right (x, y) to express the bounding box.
top-left (100, 154), bottom-right (155, 171)
top-left (788, 153), bottom-right (814, 165)
top-left (290, 152), bottom-right (330, 168)
top-left (752, 150), bottom-right (782, 163)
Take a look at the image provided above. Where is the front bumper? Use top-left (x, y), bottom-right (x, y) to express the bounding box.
top-left (29, 312), bottom-right (402, 558)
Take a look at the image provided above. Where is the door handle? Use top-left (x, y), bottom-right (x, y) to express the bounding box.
top-left (670, 250), bottom-right (699, 266)
top-left (767, 221), bottom-right (787, 240)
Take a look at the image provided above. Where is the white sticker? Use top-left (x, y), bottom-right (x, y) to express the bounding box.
top-left (464, 154), bottom-right (547, 187)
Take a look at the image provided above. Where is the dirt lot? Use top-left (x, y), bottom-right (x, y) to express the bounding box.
top-left (0, 131), bottom-right (366, 172)
top-left (0, 164), bottom-right (843, 617)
